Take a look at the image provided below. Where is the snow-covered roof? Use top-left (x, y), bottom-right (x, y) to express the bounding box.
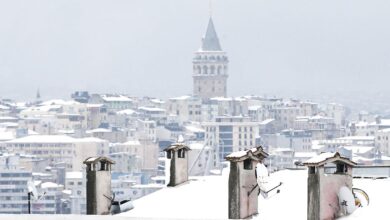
top-left (0, 116), bottom-right (18, 120)
top-left (169, 95), bottom-right (191, 101)
top-left (86, 128), bottom-right (111, 133)
top-left (303, 152), bottom-right (356, 166)
top-left (0, 105), bottom-right (10, 110)
top-left (119, 169), bottom-right (389, 219)
top-left (86, 103), bottom-right (104, 108)
top-left (41, 182), bottom-right (63, 189)
top-left (83, 156), bottom-right (115, 164)
top-left (337, 136), bottom-right (375, 141)
top-left (248, 105), bottom-right (262, 111)
top-left (76, 137), bottom-right (107, 143)
top-left (260, 118), bottom-right (275, 125)
top-left (0, 122), bottom-right (18, 127)
top-left (123, 140), bottom-right (141, 146)
top-left (0, 131), bottom-right (15, 141)
top-left (226, 147), bottom-right (267, 161)
top-left (6, 135), bottom-right (76, 144)
top-left (66, 172), bottom-right (83, 179)
top-left (62, 189), bottom-right (72, 195)
top-left (185, 125), bottom-right (205, 133)
top-left (101, 95), bottom-right (132, 102)
top-left (138, 106), bottom-right (166, 112)
top-left (150, 98), bottom-right (165, 104)
top-left (116, 109), bottom-right (136, 115)
top-left (369, 119), bottom-right (390, 126)
top-left (40, 99), bottom-right (79, 106)
top-left (210, 97), bottom-right (232, 101)
top-left (164, 143), bottom-right (190, 152)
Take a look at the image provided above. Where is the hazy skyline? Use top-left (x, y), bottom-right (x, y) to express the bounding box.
top-left (1, 0), bottom-right (390, 102)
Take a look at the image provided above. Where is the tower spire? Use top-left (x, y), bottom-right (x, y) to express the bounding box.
top-left (201, 17), bottom-right (222, 51)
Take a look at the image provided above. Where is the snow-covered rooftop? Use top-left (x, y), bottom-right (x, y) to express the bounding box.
top-left (86, 128), bottom-right (111, 133)
top-left (6, 135), bottom-right (76, 144)
top-left (169, 95), bottom-right (192, 101)
top-left (66, 172), bottom-right (83, 179)
top-left (101, 95), bottom-right (132, 102)
top-left (138, 106), bottom-right (166, 112)
top-left (185, 125), bottom-right (205, 133)
top-left (118, 169), bottom-right (388, 219)
top-left (259, 118), bottom-right (275, 125)
top-left (337, 136), bottom-right (375, 141)
top-left (123, 140), bottom-right (141, 146)
top-left (41, 182), bottom-right (63, 189)
top-left (303, 152), bottom-right (356, 166)
top-left (116, 109), bottom-right (136, 115)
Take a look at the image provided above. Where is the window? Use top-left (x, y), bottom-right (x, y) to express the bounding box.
top-left (243, 159), bottom-right (252, 170)
top-left (309, 167), bottom-right (316, 174)
top-left (167, 151), bottom-right (172, 159)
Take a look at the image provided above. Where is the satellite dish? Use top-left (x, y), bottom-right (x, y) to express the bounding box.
top-left (27, 181), bottom-right (39, 200)
top-left (352, 188), bottom-right (369, 207)
top-left (338, 186), bottom-right (357, 215)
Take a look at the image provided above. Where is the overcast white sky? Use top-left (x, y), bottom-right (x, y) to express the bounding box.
top-left (0, 0), bottom-right (390, 101)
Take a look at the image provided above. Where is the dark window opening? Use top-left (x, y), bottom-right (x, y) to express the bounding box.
top-left (309, 166), bottom-right (316, 174)
top-left (243, 159), bottom-right (252, 170)
top-left (100, 162), bottom-right (106, 171)
top-left (167, 151), bottom-right (172, 159)
top-left (336, 163), bottom-right (347, 173)
top-left (178, 149), bottom-right (185, 158)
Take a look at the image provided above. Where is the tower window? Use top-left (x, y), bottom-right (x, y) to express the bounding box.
top-left (203, 66), bottom-right (208, 74)
top-left (210, 66), bottom-right (215, 74)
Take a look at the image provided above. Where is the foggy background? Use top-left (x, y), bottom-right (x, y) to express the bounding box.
top-left (0, 0), bottom-right (389, 106)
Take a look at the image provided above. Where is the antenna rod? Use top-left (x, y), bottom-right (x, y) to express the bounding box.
top-left (28, 192), bottom-right (31, 214)
top-left (209, 0), bottom-right (212, 17)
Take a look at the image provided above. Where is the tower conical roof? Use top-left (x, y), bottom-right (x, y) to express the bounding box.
top-left (200, 17), bottom-right (222, 51)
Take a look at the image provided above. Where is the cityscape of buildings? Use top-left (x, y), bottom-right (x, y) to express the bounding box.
top-left (0, 16), bottom-right (389, 217)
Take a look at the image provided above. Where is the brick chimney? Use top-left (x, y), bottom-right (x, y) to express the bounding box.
top-left (225, 146), bottom-right (268, 219)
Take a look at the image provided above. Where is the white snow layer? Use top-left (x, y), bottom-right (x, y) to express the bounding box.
top-left (119, 169), bottom-right (389, 219)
